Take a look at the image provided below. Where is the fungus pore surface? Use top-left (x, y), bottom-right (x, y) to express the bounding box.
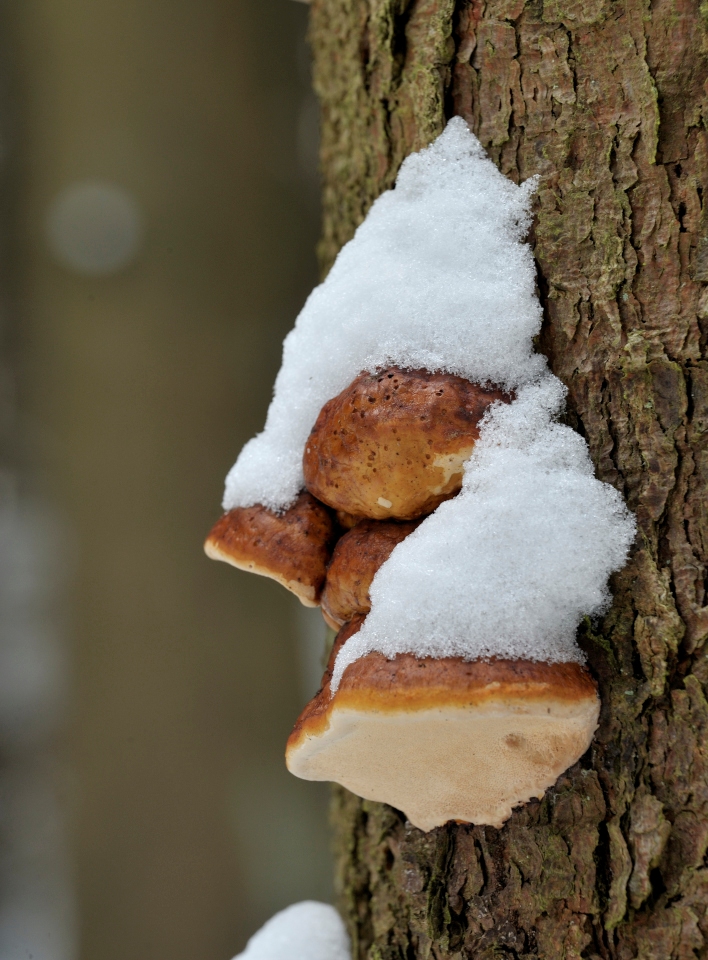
top-left (287, 622), bottom-right (600, 830)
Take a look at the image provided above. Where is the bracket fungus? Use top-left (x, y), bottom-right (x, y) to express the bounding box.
top-left (204, 492), bottom-right (335, 607)
top-left (208, 119), bottom-right (636, 831)
top-left (286, 620), bottom-right (600, 831)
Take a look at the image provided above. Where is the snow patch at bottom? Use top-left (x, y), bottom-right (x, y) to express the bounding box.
top-left (232, 901), bottom-right (350, 960)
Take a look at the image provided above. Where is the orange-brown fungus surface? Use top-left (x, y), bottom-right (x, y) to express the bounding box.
top-left (302, 367), bottom-right (509, 520)
top-left (321, 519), bottom-right (421, 626)
top-left (204, 491), bottom-right (336, 606)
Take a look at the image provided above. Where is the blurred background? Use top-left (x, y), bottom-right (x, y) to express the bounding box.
top-left (0, 1), bottom-right (333, 958)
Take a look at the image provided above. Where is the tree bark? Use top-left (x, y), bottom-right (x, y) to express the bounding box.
top-left (309, 1), bottom-right (708, 957)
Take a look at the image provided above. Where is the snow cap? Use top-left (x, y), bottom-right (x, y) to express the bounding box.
top-left (221, 118), bottom-right (636, 677)
top-left (224, 117), bottom-right (545, 512)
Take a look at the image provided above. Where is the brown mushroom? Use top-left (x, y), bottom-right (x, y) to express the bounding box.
top-left (321, 519), bottom-right (421, 627)
top-left (302, 367), bottom-right (509, 521)
top-left (286, 619), bottom-right (600, 831)
top-left (204, 491), bottom-right (336, 606)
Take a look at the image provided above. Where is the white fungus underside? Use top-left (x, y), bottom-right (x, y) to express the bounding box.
top-left (287, 695), bottom-right (601, 831)
top-left (222, 119), bottom-right (636, 675)
top-left (233, 901), bottom-right (350, 960)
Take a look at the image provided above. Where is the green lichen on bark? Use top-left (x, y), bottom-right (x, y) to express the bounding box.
top-left (311, 0), bottom-right (456, 272)
top-left (310, 0), bottom-right (708, 956)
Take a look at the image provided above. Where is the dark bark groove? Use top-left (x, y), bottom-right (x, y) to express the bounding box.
top-left (310, 0), bottom-right (708, 956)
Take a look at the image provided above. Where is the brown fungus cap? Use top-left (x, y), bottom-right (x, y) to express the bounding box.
top-left (286, 620), bottom-right (600, 831)
top-left (204, 491), bottom-right (336, 607)
top-left (302, 367), bottom-right (509, 521)
top-left (321, 519), bottom-right (421, 627)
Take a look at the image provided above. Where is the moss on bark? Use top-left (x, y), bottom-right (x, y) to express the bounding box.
top-left (310, 0), bottom-right (708, 955)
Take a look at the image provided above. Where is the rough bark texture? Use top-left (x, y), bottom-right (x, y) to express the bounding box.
top-left (310, 0), bottom-right (708, 957)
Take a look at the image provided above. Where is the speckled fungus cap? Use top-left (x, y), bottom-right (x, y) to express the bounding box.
top-left (303, 367), bottom-right (509, 522)
top-left (204, 492), bottom-right (335, 607)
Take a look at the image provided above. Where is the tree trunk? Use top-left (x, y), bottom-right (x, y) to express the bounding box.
top-left (309, 1), bottom-right (708, 957)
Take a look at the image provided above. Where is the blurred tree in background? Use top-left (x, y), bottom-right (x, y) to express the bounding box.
top-left (0, 2), bottom-right (332, 959)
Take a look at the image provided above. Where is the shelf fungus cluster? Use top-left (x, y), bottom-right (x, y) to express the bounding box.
top-left (206, 119), bottom-right (636, 831)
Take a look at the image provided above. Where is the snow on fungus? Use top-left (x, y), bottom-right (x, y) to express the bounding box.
top-left (232, 901), bottom-right (350, 960)
top-left (220, 117), bottom-right (636, 688)
top-left (223, 117), bottom-right (545, 513)
top-left (331, 378), bottom-right (636, 689)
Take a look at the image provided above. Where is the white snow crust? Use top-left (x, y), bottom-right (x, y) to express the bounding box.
top-left (232, 901), bottom-right (350, 960)
top-left (221, 117), bottom-right (636, 678)
top-left (223, 117), bottom-right (545, 512)
top-left (331, 378), bottom-right (636, 690)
